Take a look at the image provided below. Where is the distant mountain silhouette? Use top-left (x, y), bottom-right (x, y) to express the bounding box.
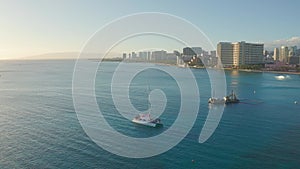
top-left (21, 52), bottom-right (121, 60)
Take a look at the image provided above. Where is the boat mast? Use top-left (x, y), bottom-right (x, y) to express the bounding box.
top-left (147, 84), bottom-right (151, 115)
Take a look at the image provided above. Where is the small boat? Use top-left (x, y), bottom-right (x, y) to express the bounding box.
top-left (132, 85), bottom-right (163, 127)
top-left (208, 97), bottom-right (226, 104)
top-left (275, 75), bottom-right (285, 80)
top-left (208, 88), bottom-right (226, 104)
top-left (132, 113), bottom-right (162, 127)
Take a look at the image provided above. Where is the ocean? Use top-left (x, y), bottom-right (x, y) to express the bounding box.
top-left (0, 60), bottom-right (300, 169)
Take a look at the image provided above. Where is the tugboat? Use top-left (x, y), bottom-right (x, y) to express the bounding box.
top-left (224, 90), bottom-right (240, 104)
top-left (208, 90), bottom-right (239, 104)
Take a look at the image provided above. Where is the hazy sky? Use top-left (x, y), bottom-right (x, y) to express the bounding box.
top-left (0, 0), bottom-right (299, 59)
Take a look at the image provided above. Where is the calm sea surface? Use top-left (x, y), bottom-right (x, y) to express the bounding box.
top-left (0, 60), bottom-right (300, 169)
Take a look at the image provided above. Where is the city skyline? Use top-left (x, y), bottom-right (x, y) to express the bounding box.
top-left (0, 0), bottom-right (300, 59)
top-left (122, 42), bottom-right (300, 67)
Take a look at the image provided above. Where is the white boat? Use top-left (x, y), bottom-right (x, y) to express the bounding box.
top-left (275, 75), bottom-right (291, 80)
top-left (132, 85), bottom-right (163, 127)
top-left (132, 113), bottom-right (162, 127)
top-left (208, 88), bottom-right (226, 104)
top-left (275, 75), bottom-right (285, 80)
top-left (208, 97), bottom-right (226, 104)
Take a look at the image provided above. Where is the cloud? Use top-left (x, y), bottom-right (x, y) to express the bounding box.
top-left (265, 37), bottom-right (300, 50)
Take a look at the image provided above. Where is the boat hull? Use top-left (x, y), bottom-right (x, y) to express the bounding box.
top-left (132, 119), bottom-right (162, 127)
top-left (225, 100), bottom-right (240, 104)
top-left (208, 98), bottom-right (226, 104)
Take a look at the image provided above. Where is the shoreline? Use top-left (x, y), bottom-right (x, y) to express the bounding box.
top-left (2, 58), bottom-right (299, 75)
top-left (155, 63), bottom-right (300, 75)
top-left (111, 60), bottom-right (300, 75)
top-left (226, 68), bottom-right (300, 75)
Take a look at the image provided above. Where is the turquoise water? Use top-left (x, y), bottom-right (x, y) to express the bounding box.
top-left (0, 60), bottom-right (300, 168)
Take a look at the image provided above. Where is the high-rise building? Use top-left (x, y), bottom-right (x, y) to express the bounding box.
top-left (131, 52), bottom-right (137, 59)
top-left (138, 51), bottom-right (148, 60)
top-left (273, 48), bottom-right (280, 61)
top-left (217, 42), bottom-right (233, 66)
top-left (279, 46), bottom-right (289, 63)
top-left (191, 47), bottom-right (202, 55)
top-left (217, 41), bottom-right (264, 67)
top-left (296, 49), bottom-right (300, 56)
top-left (202, 50), bottom-right (209, 57)
top-left (177, 56), bottom-right (185, 66)
top-left (183, 47), bottom-right (196, 56)
top-left (263, 50), bottom-right (269, 57)
top-left (166, 52), bottom-right (177, 61)
top-left (122, 53), bottom-right (127, 60)
top-left (173, 50), bottom-right (181, 57)
top-left (210, 51), bottom-right (217, 57)
top-left (151, 50), bottom-right (167, 61)
top-left (288, 46), bottom-right (297, 57)
top-left (147, 51), bottom-right (151, 61)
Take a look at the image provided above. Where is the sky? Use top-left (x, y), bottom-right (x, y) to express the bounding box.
top-left (0, 0), bottom-right (299, 59)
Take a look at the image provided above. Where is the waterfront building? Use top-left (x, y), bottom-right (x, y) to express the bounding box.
top-left (232, 41), bottom-right (264, 66)
top-left (177, 56), bottom-right (184, 65)
top-left (217, 41), bottom-right (264, 67)
top-left (138, 51), bottom-right (148, 60)
top-left (217, 42), bottom-right (233, 67)
top-left (147, 51), bottom-right (151, 61)
top-left (151, 50), bottom-right (167, 61)
top-left (166, 52), bottom-right (177, 61)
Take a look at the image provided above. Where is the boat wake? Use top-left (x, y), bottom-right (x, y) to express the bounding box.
top-left (238, 99), bottom-right (264, 105)
top-left (274, 75), bottom-right (291, 80)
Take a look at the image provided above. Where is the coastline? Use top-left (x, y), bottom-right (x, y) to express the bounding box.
top-left (154, 62), bottom-right (300, 75)
top-left (100, 59), bottom-right (300, 75)
top-left (141, 61), bottom-right (300, 75)
top-left (9, 58), bottom-right (298, 75)
top-left (226, 68), bottom-right (300, 75)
